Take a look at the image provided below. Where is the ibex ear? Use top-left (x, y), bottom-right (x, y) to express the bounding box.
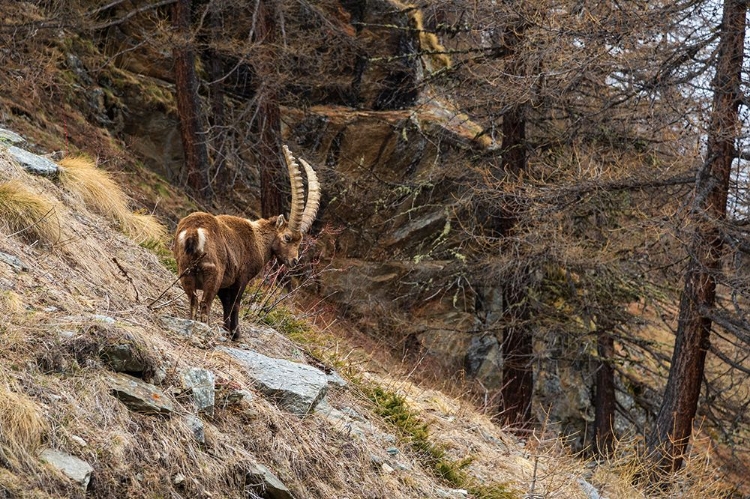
top-left (275, 215), bottom-right (287, 228)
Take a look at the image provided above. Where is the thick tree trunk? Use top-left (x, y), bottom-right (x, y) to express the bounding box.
top-left (647, 0), bottom-right (746, 473)
top-left (593, 327), bottom-right (616, 456)
top-left (499, 272), bottom-right (533, 425)
top-left (172, 0), bottom-right (210, 198)
top-left (254, 1), bottom-right (284, 218)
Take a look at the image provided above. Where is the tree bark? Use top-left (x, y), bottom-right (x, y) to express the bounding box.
top-left (647, 0), bottom-right (746, 473)
top-left (499, 270), bottom-right (533, 425)
top-left (254, 1), bottom-right (284, 218)
top-left (593, 327), bottom-right (616, 456)
top-left (497, 17), bottom-right (533, 427)
top-left (205, 4), bottom-right (228, 193)
top-left (172, 0), bottom-right (210, 198)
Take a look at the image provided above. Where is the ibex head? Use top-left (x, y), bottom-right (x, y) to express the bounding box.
top-left (270, 145), bottom-right (321, 267)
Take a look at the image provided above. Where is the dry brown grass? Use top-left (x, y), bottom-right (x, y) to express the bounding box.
top-left (0, 179), bottom-right (60, 244)
top-left (586, 433), bottom-right (736, 499)
top-left (57, 156), bottom-right (166, 244)
top-left (0, 379), bottom-right (48, 471)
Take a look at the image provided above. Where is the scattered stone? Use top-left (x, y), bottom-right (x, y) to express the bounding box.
top-left (381, 462), bottom-right (395, 474)
top-left (392, 461), bottom-right (411, 471)
top-left (0, 127), bottom-right (25, 145)
top-left (7, 146), bottom-right (59, 176)
top-left (326, 370), bottom-right (348, 388)
top-left (219, 347), bottom-right (328, 416)
top-left (160, 315), bottom-right (220, 347)
top-left (386, 447), bottom-right (399, 456)
top-left (181, 367), bottom-right (215, 416)
top-left (69, 435), bottom-right (87, 447)
top-left (0, 251), bottom-right (28, 272)
top-left (39, 448), bottom-right (93, 489)
top-left (151, 367), bottom-right (167, 385)
top-left (107, 373), bottom-right (173, 415)
top-left (91, 314), bottom-right (116, 324)
top-left (100, 342), bottom-right (148, 374)
top-left (577, 477), bottom-right (607, 499)
top-left (173, 473), bottom-right (186, 485)
top-left (185, 415), bottom-right (205, 444)
top-left (340, 406), bottom-right (365, 421)
top-left (435, 488), bottom-right (469, 498)
top-left (246, 462), bottom-right (295, 499)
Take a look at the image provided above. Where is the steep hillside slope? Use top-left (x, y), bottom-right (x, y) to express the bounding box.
top-left (0, 140), bottom-right (615, 499)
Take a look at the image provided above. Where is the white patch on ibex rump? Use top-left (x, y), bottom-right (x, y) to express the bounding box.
top-left (196, 228), bottom-right (207, 252)
top-left (177, 230), bottom-right (187, 246)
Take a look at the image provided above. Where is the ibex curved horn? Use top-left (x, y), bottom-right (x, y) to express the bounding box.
top-left (283, 145), bottom-right (306, 233)
top-left (298, 157), bottom-right (320, 234)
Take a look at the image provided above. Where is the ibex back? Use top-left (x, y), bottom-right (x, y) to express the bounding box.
top-left (173, 146), bottom-right (321, 337)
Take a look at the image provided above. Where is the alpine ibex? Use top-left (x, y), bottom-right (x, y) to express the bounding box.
top-left (173, 146), bottom-right (321, 337)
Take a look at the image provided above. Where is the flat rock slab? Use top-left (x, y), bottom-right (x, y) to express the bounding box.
top-left (7, 146), bottom-right (58, 176)
top-left (107, 372), bottom-right (173, 415)
top-left (246, 463), bottom-right (295, 499)
top-left (0, 128), bottom-right (25, 145)
top-left (219, 347), bottom-right (327, 416)
top-left (0, 251), bottom-right (28, 272)
top-left (40, 448), bottom-right (93, 489)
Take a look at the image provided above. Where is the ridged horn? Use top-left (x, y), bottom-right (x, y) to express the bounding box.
top-left (282, 145), bottom-right (306, 232)
top-left (298, 157), bottom-right (321, 234)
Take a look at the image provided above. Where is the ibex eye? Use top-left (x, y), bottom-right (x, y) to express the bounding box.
top-left (284, 235), bottom-right (291, 243)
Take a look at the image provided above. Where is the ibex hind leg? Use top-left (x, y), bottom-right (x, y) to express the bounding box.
top-left (198, 270), bottom-right (221, 326)
top-left (180, 276), bottom-right (199, 321)
top-left (218, 286), bottom-right (243, 339)
top-left (217, 288), bottom-right (235, 332)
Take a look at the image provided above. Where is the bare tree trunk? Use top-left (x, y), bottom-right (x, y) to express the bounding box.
top-left (498, 18), bottom-right (533, 427)
top-left (172, 0), bottom-right (209, 198)
top-left (205, 4), bottom-right (228, 193)
top-left (647, 0), bottom-right (746, 473)
top-left (499, 293), bottom-right (533, 425)
top-left (593, 327), bottom-right (616, 456)
top-left (254, 1), bottom-right (284, 218)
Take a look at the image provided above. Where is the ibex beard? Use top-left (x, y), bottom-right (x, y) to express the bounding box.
top-left (173, 146), bottom-right (321, 338)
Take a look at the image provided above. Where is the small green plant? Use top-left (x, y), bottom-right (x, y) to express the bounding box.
top-left (360, 383), bottom-right (519, 497)
top-left (141, 238), bottom-right (177, 273)
top-left (261, 307), bottom-right (310, 342)
top-left (362, 385), bottom-right (470, 485)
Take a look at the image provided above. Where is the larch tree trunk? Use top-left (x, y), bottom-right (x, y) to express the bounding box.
top-left (172, 0), bottom-right (210, 198)
top-left (205, 3), bottom-right (228, 193)
top-left (593, 325), bottom-right (616, 456)
top-left (647, 0), bottom-right (747, 473)
top-left (498, 18), bottom-right (533, 427)
top-left (254, 1), bottom-right (284, 218)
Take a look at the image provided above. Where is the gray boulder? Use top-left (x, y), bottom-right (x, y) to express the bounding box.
top-left (246, 463), bottom-right (295, 499)
top-left (107, 373), bottom-right (173, 415)
top-left (39, 448), bottom-right (93, 489)
top-left (7, 146), bottom-right (59, 176)
top-left (0, 128), bottom-right (25, 145)
top-left (218, 347), bottom-right (327, 416)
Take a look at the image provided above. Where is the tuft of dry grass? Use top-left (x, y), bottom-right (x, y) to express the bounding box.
top-left (588, 434), bottom-right (736, 499)
top-left (0, 380), bottom-right (48, 471)
top-left (57, 156), bottom-right (166, 244)
top-left (124, 211), bottom-right (168, 245)
top-left (0, 180), bottom-right (60, 244)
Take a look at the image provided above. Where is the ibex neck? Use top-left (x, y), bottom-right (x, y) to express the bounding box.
top-left (253, 217), bottom-right (281, 264)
